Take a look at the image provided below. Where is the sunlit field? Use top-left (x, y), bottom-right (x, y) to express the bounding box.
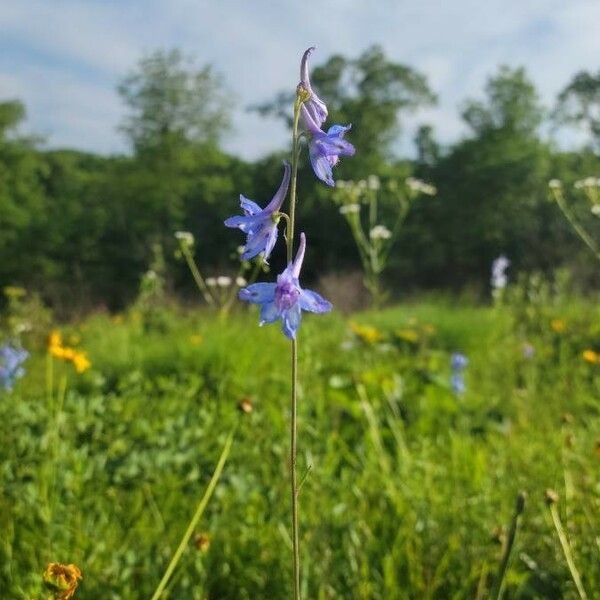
top-left (3, 3), bottom-right (600, 599)
top-left (1, 293), bottom-right (598, 599)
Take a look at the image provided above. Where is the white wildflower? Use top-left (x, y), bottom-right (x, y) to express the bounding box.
top-left (236, 276), bottom-right (247, 287)
top-left (548, 179), bottom-right (562, 189)
top-left (339, 203), bottom-right (360, 215)
top-left (369, 225), bottom-right (392, 240)
top-left (174, 231), bottom-right (195, 246)
top-left (217, 276), bottom-right (232, 287)
top-left (206, 277), bottom-right (217, 287)
top-left (367, 175), bottom-right (381, 191)
top-left (491, 255), bottom-right (510, 290)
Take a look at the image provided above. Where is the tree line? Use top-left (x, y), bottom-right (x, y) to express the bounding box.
top-left (1, 47), bottom-right (598, 314)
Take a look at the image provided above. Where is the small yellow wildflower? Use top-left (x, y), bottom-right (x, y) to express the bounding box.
top-left (43, 562), bottom-right (82, 600)
top-left (48, 331), bottom-right (63, 349)
top-left (550, 319), bottom-right (566, 333)
top-left (72, 352), bottom-right (91, 373)
top-left (48, 331), bottom-right (91, 373)
top-left (350, 321), bottom-right (383, 344)
top-left (395, 328), bottom-right (419, 343)
top-left (582, 349), bottom-right (599, 364)
top-left (190, 334), bottom-right (203, 346)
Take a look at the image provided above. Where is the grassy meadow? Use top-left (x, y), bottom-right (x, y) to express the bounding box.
top-left (0, 293), bottom-right (598, 599)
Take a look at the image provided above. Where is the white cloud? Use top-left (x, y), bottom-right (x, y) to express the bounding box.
top-left (1, 0), bottom-right (599, 158)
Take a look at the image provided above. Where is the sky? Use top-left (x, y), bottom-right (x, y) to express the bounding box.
top-left (1, 0), bottom-right (599, 160)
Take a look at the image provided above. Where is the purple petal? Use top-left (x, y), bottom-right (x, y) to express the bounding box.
top-left (239, 282), bottom-right (276, 304)
top-left (241, 223), bottom-right (278, 260)
top-left (224, 213), bottom-right (262, 232)
top-left (263, 161), bottom-right (291, 214)
top-left (281, 304), bottom-right (302, 339)
top-left (300, 47), bottom-right (328, 128)
top-left (291, 233), bottom-right (306, 279)
top-left (316, 131), bottom-right (355, 158)
top-left (299, 289), bottom-right (332, 314)
top-left (301, 105), bottom-right (322, 135)
top-left (309, 144), bottom-right (334, 187)
top-left (262, 225), bottom-right (279, 262)
top-left (240, 195), bottom-right (262, 216)
top-left (326, 124), bottom-right (352, 138)
top-left (259, 302), bottom-right (280, 325)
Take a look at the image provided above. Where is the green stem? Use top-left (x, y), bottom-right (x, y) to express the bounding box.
top-left (180, 244), bottom-right (215, 305)
top-left (491, 492), bottom-right (526, 600)
top-left (553, 190), bottom-right (600, 263)
top-left (150, 431), bottom-right (234, 600)
top-left (549, 503), bottom-right (588, 600)
top-left (288, 95), bottom-right (303, 600)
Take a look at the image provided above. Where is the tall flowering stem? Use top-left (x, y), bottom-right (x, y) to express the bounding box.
top-left (288, 90), bottom-right (305, 600)
top-left (229, 48), bottom-right (342, 599)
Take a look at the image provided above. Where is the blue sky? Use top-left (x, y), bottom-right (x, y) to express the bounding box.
top-left (1, 0), bottom-right (599, 159)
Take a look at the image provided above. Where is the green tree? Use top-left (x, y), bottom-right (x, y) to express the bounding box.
top-left (118, 48), bottom-right (231, 155)
top-left (554, 70), bottom-right (600, 152)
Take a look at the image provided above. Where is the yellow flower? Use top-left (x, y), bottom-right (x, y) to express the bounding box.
top-left (550, 319), bottom-right (566, 333)
top-left (72, 352), bottom-right (91, 373)
top-left (43, 562), bottom-right (82, 600)
top-left (48, 330), bottom-right (63, 349)
top-left (582, 349), bottom-right (599, 364)
top-left (190, 334), bottom-right (203, 346)
top-left (48, 330), bottom-right (91, 373)
top-left (350, 321), bottom-right (383, 344)
top-left (395, 328), bottom-right (419, 343)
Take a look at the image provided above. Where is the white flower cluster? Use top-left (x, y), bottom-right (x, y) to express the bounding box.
top-left (174, 231), bottom-right (195, 246)
top-left (337, 175), bottom-right (381, 191)
top-left (548, 179), bottom-right (562, 190)
top-left (491, 255), bottom-right (510, 290)
top-left (339, 203), bottom-right (360, 215)
top-left (206, 276), bottom-right (247, 287)
top-left (369, 225), bottom-right (392, 240)
top-left (574, 177), bottom-right (600, 190)
top-left (405, 177), bottom-right (437, 196)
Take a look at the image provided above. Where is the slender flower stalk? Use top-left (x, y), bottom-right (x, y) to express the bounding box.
top-left (226, 47), bottom-right (351, 600)
top-left (549, 181), bottom-right (600, 263)
top-left (288, 91), bottom-right (304, 600)
top-left (490, 491), bottom-right (526, 600)
top-left (150, 432), bottom-right (234, 600)
top-left (545, 490), bottom-right (588, 600)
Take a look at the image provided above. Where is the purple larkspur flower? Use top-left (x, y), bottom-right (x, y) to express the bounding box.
top-left (239, 233), bottom-right (332, 339)
top-left (299, 47), bottom-right (328, 129)
top-left (450, 373), bottom-right (466, 395)
top-left (451, 352), bottom-right (469, 371)
top-left (0, 343), bottom-right (28, 391)
top-left (302, 107), bottom-right (355, 188)
top-left (299, 49), bottom-right (355, 187)
top-left (224, 162), bottom-right (291, 261)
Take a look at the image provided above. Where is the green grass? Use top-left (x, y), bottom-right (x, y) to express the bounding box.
top-left (1, 298), bottom-right (599, 599)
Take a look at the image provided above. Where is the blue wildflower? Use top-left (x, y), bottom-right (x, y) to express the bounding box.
top-left (224, 162), bottom-right (291, 261)
top-left (0, 343), bottom-right (28, 391)
top-left (450, 373), bottom-right (466, 395)
top-left (238, 232), bottom-right (332, 339)
top-left (299, 48), bottom-right (355, 187)
top-left (299, 47), bottom-right (328, 129)
top-left (451, 352), bottom-right (469, 371)
top-left (302, 107), bottom-right (355, 188)
top-left (450, 352), bottom-right (468, 395)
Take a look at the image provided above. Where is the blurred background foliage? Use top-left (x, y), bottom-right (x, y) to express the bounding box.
top-left (0, 46), bottom-right (598, 317)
